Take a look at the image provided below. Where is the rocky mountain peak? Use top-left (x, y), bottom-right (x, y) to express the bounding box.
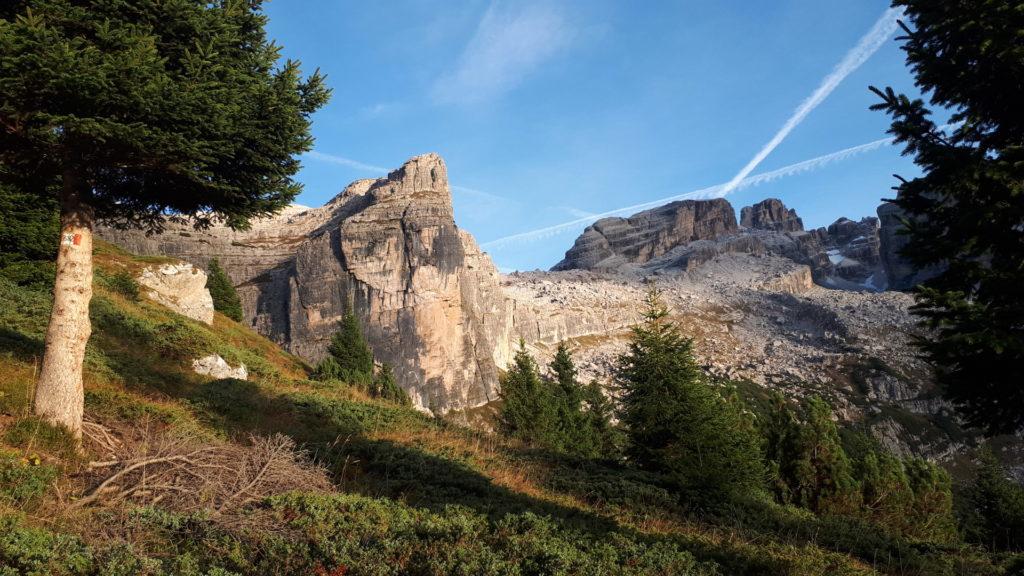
top-left (552, 198), bottom-right (737, 271)
top-left (740, 198), bottom-right (804, 232)
top-left (99, 153), bottom-right (513, 413)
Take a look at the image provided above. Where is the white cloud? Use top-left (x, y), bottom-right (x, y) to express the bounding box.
top-left (432, 1), bottom-right (575, 104)
top-left (717, 7), bottom-right (903, 197)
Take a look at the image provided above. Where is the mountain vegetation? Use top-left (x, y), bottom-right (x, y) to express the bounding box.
top-left (205, 259), bottom-right (243, 323)
top-left (870, 0), bottom-right (1024, 435)
top-left (0, 242), bottom-right (1018, 575)
top-left (314, 309), bottom-right (410, 406)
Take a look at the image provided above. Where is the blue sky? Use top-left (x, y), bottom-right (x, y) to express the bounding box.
top-left (263, 0), bottom-right (924, 271)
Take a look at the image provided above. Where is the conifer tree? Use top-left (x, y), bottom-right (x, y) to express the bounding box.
top-left (206, 259), bottom-right (243, 322)
top-left (617, 284), bottom-right (764, 494)
top-left (550, 342), bottom-right (581, 403)
top-left (766, 396), bottom-right (860, 513)
top-left (327, 310), bottom-right (375, 381)
top-left (903, 458), bottom-right (956, 543)
top-left (373, 363), bottom-right (411, 406)
top-left (859, 450), bottom-right (914, 531)
top-left (870, 0), bottom-right (1024, 434)
top-left (960, 449), bottom-right (1024, 551)
top-left (499, 340), bottom-right (558, 448)
top-left (0, 1), bottom-right (329, 437)
top-left (582, 380), bottom-right (623, 460)
top-left (0, 183), bottom-right (58, 288)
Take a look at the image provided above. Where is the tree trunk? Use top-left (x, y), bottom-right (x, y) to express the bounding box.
top-left (34, 172), bottom-right (94, 439)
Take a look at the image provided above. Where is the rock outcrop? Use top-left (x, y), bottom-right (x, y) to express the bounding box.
top-left (136, 263), bottom-right (214, 324)
top-left (101, 154), bottom-right (512, 412)
top-left (740, 198), bottom-right (804, 232)
top-left (192, 355), bottom-right (248, 380)
top-left (551, 199), bottom-right (737, 271)
top-left (877, 201), bottom-right (943, 290)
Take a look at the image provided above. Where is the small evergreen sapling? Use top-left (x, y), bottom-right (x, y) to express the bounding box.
top-left (206, 259), bottom-right (243, 322)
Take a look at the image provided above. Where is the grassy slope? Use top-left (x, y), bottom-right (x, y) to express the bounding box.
top-left (0, 242), bottom-right (1001, 576)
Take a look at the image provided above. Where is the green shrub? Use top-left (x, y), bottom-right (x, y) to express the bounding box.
top-left (3, 417), bottom-right (79, 461)
top-left (0, 515), bottom-right (93, 576)
top-left (152, 319), bottom-right (216, 360)
top-left (0, 450), bottom-right (58, 507)
top-left (97, 270), bottom-right (140, 301)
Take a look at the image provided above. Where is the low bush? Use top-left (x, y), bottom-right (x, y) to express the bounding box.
top-left (0, 450), bottom-right (58, 507)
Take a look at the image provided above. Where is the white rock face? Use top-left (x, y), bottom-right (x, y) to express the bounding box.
top-left (192, 354), bottom-right (248, 380)
top-left (137, 263), bottom-right (215, 325)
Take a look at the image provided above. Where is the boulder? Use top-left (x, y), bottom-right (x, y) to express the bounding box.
top-left (192, 354), bottom-right (248, 380)
top-left (136, 263), bottom-right (214, 324)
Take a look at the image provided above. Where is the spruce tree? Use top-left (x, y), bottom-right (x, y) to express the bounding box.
top-left (617, 285), bottom-right (764, 494)
top-left (206, 259), bottom-right (243, 322)
top-left (0, 184), bottom-right (58, 289)
top-left (0, 1), bottom-right (329, 437)
top-left (547, 342), bottom-right (597, 457)
top-left (766, 396), bottom-right (860, 514)
top-left (373, 363), bottom-right (411, 406)
top-left (327, 310), bottom-right (375, 382)
top-left (498, 340), bottom-right (558, 448)
top-left (869, 0), bottom-right (1024, 434)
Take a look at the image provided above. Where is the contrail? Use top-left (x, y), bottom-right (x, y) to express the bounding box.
top-left (480, 135), bottom-right (895, 250)
top-left (303, 150), bottom-right (389, 174)
top-left (717, 7), bottom-right (902, 197)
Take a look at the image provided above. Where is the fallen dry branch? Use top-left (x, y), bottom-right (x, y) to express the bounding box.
top-left (75, 421), bottom-right (332, 519)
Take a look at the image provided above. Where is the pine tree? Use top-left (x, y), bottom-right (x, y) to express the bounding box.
top-left (206, 259), bottom-right (243, 322)
top-left (498, 340), bottom-right (558, 448)
top-left (960, 449), bottom-right (1024, 551)
top-left (617, 284), bottom-right (764, 494)
top-left (869, 0), bottom-right (1024, 435)
top-left (859, 450), bottom-right (914, 532)
top-left (765, 396), bottom-right (860, 514)
top-left (903, 458), bottom-right (956, 543)
top-left (373, 363), bottom-right (411, 406)
top-left (0, 1), bottom-right (329, 437)
top-left (327, 310), bottom-right (375, 381)
top-left (790, 397), bottom-right (860, 514)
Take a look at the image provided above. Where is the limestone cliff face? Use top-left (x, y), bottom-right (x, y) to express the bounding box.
top-left (100, 154), bottom-right (512, 412)
top-left (551, 199), bottom-right (737, 271)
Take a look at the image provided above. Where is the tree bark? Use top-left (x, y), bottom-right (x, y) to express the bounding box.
top-left (34, 171), bottom-right (94, 439)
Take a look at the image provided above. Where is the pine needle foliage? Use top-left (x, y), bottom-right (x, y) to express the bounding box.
top-left (869, 0), bottom-right (1024, 435)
